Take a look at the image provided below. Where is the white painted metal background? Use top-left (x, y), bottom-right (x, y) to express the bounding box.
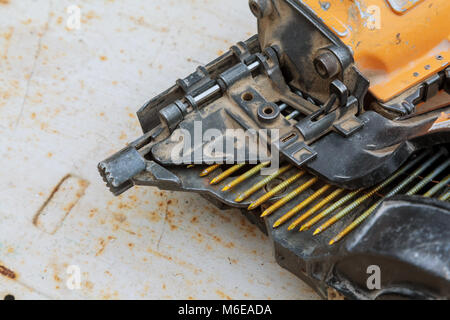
top-left (0, 0), bottom-right (318, 299)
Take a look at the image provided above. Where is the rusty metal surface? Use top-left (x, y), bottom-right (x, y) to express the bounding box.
top-left (0, 0), bottom-right (318, 299)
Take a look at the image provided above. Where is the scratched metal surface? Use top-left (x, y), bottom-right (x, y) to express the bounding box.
top-left (0, 0), bottom-right (318, 300)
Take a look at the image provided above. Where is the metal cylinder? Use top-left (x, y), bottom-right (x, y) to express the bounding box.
top-left (159, 100), bottom-right (187, 131)
top-left (249, 0), bottom-right (273, 19)
top-left (314, 51), bottom-right (340, 79)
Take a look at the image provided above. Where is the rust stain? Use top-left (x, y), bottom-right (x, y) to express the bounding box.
top-left (113, 212), bottom-right (127, 223)
top-left (84, 281), bottom-right (94, 290)
top-left (146, 248), bottom-right (202, 275)
top-left (0, 265), bottom-right (17, 280)
top-left (1, 27), bottom-right (13, 60)
top-left (89, 208), bottom-right (98, 218)
top-left (216, 290), bottom-right (232, 300)
top-left (225, 242), bottom-right (235, 249)
top-left (54, 274), bottom-right (61, 283)
top-left (96, 238), bottom-right (107, 256)
top-left (95, 236), bottom-right (116, 257)
top-left (32, 174), bottom-right (89, 234)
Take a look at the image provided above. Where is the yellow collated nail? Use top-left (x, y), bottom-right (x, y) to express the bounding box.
top-left (247, 170), bottom-right (305, 210)
top-left (329, 150), bottom-right (442, 245)
top-left (272, 182), bottom-right (328, 228)
top-left (316, 149), bottom-right (433, 237)
top-left (234, 165), bottom-right (293, 203)
top-left (292, 188), bottom-right (344, 231)
top-left (200, 164), bottom-right (221, 177)
top-left (301, 189), bottom-right (362, 232)
top-left (222, 162), bottom-right (270, 191)
top-left (260, 177), bottom-right (318, 218)
top-left (210, 164), bottom-right (246, 185)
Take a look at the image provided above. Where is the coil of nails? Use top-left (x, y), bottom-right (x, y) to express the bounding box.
top-left (197, 147), bottom-right (449, 245)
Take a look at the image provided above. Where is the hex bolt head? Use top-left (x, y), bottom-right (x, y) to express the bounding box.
top-left (314, 51), bottom-right (340, 79)
top-left (249, 0), bottom-right (272, 19)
